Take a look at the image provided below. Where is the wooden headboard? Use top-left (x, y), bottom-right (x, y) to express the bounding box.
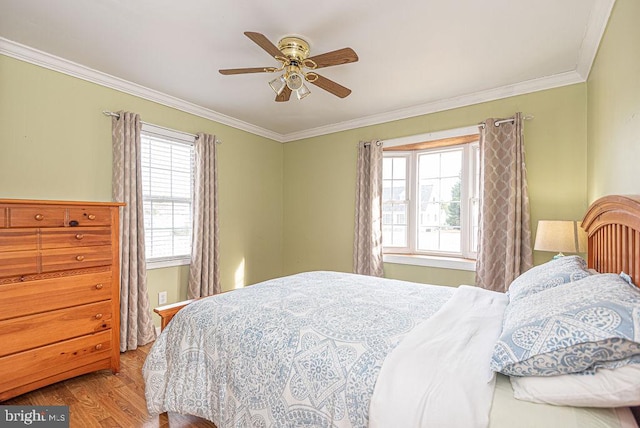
top-left (582, 195), bottom-right (640, 287)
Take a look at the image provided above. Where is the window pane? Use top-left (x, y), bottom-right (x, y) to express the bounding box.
top-left (418, 226), bottom-right (461, 253)
top-left (382, 224), bottom-right (407, 247)
top-left (440, 227), bottom-right (461, 252)
top-left (382, 202), bottom-right (408, 247)
top-left (383, 158), bottom-right (393, 180)
top-left (420, 179), bottom-right (438, 204)
top-left (392, 157), bottom-right (406, 179)
top-left (441, 177), bottom-right (460, 203)
top-left (174, 203), bottom-right (192, 229)
top-left (419, 201), bottom-right (440, 228)
top-left (174, 228), bottom-right (191, 255)
top-left (172, 171), bottom-right (191, 198)
top-left (418, 226), bottom-right (439, 250)
top-left (444, 201), bottom-right (460, 228)
top-left (151, 202), bottom-right (173, 228)
top-left (149, 229), bottom-right (172, 258)
top-left (149, 169), bottom-right (171, 197)
top-left (471, 198), bottom-right (479, 252)
top-left (419, 154), bottom-right (440, 179)
top-left (143, 201), bottom-right (152, 230)
top-left (440, 150), bottom-right (462, 177)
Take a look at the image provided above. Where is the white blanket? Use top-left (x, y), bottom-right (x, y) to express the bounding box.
top-left (369, 285), bottom-right (509, 428)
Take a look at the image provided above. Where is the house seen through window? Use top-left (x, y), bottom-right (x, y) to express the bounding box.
top-left (382, 127), bottom-right (480, 261)
top-left (140, 124), bottom-right (195, 268)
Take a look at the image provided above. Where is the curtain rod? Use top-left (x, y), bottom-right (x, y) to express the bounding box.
top-left (478, 115), bottom-right (534, 129)
top-left (102, 111), bottom-right (222, 144)
top-left (363, 141), bottom-right (383, 147)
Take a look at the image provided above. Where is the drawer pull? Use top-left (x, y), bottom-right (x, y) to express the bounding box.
top-left (95, 313), bottom-right (103, 320)
top-left (75, 233), bottom-right (84, 240)
top-left (87, 214), bottom-right (96, 220)
top-left (95, 344), bottom-right (103, 350)
top-left (76, 255), bottom-right (85, 261)
top-left (95, 283), bottom-right (104, 290)
top-left (34, 214), bottom-right (44, 221)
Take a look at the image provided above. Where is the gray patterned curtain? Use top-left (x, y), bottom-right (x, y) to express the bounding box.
top-left (187, 133), bottom-right (220, 298)
top-left (476, 112), bottom-right (533, 291)
top-left (353, 140), bottom-right (384, 277)
top-left (111, 111), bottom-right (156, 351)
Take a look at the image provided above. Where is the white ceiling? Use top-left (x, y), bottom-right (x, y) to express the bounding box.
top-left (0, 0), bottom-right (614, 142)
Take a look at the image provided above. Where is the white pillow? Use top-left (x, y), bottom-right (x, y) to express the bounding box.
top-left (510, 364), bottom-right (640, 407)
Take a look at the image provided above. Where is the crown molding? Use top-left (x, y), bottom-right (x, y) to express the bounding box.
top-left (575, 0), bottom-right (615, 80)
top-left (0, 37), bottom-right (284, 142)
top-left (280, 70), bottom-right (584, 142)
top-left (2, 21), bottom-right (605, 144)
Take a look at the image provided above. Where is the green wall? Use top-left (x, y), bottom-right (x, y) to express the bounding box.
top-left (283, 84), bottom-right (588, 285)
top-left (587, 0), bottom-right (640, 201)
top-left (6, 16), bottom-right (621, 302)
top-left (0, 55), bottom-right (284, 325)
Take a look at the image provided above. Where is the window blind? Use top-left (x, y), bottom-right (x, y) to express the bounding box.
top-left (141, 134), bottom-right (194, 261)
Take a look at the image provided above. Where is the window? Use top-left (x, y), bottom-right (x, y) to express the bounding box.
top-left (140, 124), bottom-right (195, 269)
top-left (382, 126), bottom-right (480, 263)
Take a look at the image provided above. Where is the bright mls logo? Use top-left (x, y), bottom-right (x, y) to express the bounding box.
top-left (0, 406), bottom-right (69, 427)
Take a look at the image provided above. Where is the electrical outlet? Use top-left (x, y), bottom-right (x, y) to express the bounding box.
top-left (158, 291), bottom-right (168, 305)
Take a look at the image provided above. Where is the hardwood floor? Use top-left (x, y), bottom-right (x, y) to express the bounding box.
top-left (3, 342), bottom-right (216, 428)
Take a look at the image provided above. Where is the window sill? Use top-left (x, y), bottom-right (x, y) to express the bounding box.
top-left (383, 254), bottom-right (476, 271)
top-left (146, 257), bottom-right (190, 270)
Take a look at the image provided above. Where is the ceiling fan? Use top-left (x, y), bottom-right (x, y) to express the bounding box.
top-left (219, 32), bottom-right (359, 102)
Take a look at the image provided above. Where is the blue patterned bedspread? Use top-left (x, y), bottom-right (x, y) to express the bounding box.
top-left (143, 271), bottom-right (454, 427)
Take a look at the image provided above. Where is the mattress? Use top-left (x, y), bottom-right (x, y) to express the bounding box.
top-left (490, 375), bottom-right (637, 428)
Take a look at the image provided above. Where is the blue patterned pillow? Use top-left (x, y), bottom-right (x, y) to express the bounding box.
top-left (507, 255), bottom-right (591, 302)
top-left (492, 273), bottom-right (640, 376)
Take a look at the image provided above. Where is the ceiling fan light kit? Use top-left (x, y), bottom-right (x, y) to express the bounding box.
top-left (219, 31), bottom-right (358, 102)
top-left (269, 75), bottom-right (286, 95)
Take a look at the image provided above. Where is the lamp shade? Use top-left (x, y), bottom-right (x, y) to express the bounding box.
top-left (269, 75), bottom-right (286, 95)
top-left (534, 220), bottom-right (587, 255)
top-left (296, 83), bottom-right (311, 100)
top-left (286, 71), bottom-right (305, 91)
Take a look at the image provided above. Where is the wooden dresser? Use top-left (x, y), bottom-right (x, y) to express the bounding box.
top-left (0, 199), bottom-right (123, 401)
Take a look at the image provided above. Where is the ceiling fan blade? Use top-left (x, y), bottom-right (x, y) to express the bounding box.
top-left (275, 86), bottom-right (292, 102)
top-left (307, 48), bottom-right (358, 69)
top-left (244, 32), bottom-right (283, 59)
top-left (219, 67), bottom-right (276, 75)
top-left (308, 74), bottom-right (352, 98)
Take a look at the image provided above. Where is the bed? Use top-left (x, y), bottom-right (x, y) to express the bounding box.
top-left (144, 194), bottom-right (640, 427)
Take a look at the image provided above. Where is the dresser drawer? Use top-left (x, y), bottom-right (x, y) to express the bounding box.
top-left (0, 271), bottom-right (112, 321)
top-left (40, 227), bottom-right (112, 249)
top-left (67, 207), bottom-right (112, 227)
top-left (8, 206), bottom-right (66, 228)
top-left (41, 245), bottom-right (112, 272)
top-left (0, 300), bottom-right (112, 357)
top-left (0, 229), bottom-right (38, 252)
top-left (0, 250), bottom-right (39, 278)
top-left (0, 330), bottom-right (112, 394)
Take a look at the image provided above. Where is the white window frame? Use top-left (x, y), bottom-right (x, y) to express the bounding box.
top-left (141, 123), bottom-right (195, 270)
top-left (381, 126), bottom-right (479, 271)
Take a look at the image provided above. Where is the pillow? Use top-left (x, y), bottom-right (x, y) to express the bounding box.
top-left (507, 255), bottom-right (591, 302)
top-left (491, 273), bottom-right (640, 377)
top-left (510, 359), bottom-right (640, 407)
top-left (620, 271), bottom-right (636, 287)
